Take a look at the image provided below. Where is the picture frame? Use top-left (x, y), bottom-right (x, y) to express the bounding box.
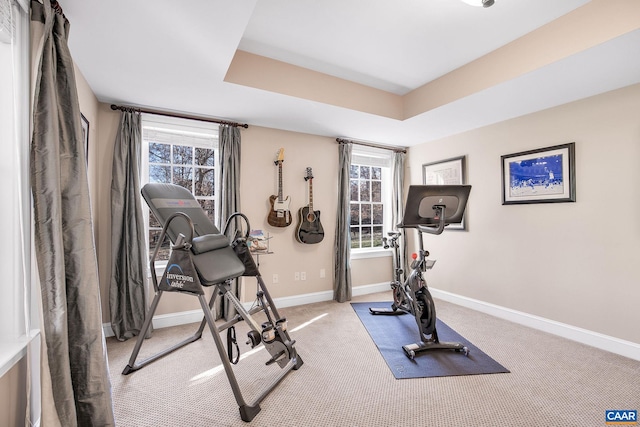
top-left (422, 155), bottom-right (466, 230)
top-left (501, 142), bottom-right (575, 205)
top-left (81, 113), bottom-right (89, 163)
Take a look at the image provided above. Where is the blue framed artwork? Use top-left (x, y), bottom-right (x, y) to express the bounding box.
top-left (501, 142), bottom-right (575, 205)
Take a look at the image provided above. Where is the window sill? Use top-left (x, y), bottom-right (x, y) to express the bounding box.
top-left (0, 330), bottom-right (40, 378)
top-left (350, 249), bottom-right (391, 260)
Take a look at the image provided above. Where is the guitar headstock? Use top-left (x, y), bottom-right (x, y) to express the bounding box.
top-left (274, 148), bottom-right (285, 165)
top-left (304, 167), bottom-right (314, 181)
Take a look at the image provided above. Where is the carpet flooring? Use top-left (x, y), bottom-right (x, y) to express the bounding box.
top-left (106, 291), bottom-right (640, 426)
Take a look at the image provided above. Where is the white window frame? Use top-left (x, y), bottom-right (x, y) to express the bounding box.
top-left (140, 114), bottom-right (219, 273)
top-left (349, 145), bottom-right (393, 259)
top-left (1, 0), bottom-right (37, 378)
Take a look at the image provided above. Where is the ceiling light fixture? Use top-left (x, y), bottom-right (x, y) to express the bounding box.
top-left (461, 0), bottom-right (495, 7)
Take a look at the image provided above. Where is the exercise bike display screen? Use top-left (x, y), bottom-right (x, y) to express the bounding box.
top-left (418, 196), bottom-right (460, 219)
top-left (401, 185), bottom-right (471, 227)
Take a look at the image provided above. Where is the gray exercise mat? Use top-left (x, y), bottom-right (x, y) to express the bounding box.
top-left (351, 302), bottom-right (510, 379)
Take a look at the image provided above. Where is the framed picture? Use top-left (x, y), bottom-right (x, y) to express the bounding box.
top-left (501, 142), bottom-right (575, 205)
top-left (422, 155), bottom-right (466, 230)
top-left (81, 113), bottom-right (89, 163)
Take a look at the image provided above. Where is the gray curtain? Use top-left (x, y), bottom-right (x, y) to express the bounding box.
top-left (110, 110), bottom-right (149, 341)
top-left (391, 151), bottom-right (407, 278)
top-left (216, 124), bottom-right (242, 319)
top-left (334, 142), bottom-right (352, 302)
top-left (30, 1), bottom-right (115, 425)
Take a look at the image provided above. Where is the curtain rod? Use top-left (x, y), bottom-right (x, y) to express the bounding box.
top-left (110, 104), bottom-right (249, 128)
top-left (336, 137), bottom-right (406, 154)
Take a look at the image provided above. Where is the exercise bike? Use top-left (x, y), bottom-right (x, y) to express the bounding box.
top-left (369, 185), bottom-right (472, 360)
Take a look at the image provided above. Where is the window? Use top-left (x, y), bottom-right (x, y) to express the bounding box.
top-left (142, 116), bottom-right (219, 262)
top-left (349, 146), bottom-right (392, 252)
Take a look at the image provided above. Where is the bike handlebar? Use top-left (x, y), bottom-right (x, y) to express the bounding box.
top-left (416, 205), bottom-right (446, 235)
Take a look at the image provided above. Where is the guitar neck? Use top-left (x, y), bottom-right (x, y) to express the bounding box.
top-left (277, 162), bottom-right (284, 202)
top-left (308, 178), bottom-right (314, 211)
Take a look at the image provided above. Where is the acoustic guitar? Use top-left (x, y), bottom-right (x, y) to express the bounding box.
top-left (268, 148), bottom-right (292, 227)
top-left (296, 167), bottom-right (324, 244)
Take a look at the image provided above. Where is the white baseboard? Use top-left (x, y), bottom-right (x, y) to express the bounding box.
top-left (263, 281), bottom-right (390, 308)
top-left (430, 288), bottom-right (640, 362)
top-left (102, 283), bottom-right (639, 362)
top-left (102, 282), bottom-right (391, 338)
top-left (352, 282), bottom-right (392, 296)
top-left (102, 309), bottom-right (205, 338)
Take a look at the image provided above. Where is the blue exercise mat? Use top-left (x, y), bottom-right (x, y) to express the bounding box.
top-left (351, 302), bottom-right (510, 379)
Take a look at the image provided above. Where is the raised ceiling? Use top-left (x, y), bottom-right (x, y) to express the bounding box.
top-left (63, 0), bottom-right (640, 147)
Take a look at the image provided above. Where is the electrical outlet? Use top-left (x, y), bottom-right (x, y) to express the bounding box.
top-left (320, 268), bottom-right (326, 278)
top-left (300, 271), bottom-right (306, 281)
top-left (272, 274), bottom-right (279, 284)
top-left (294, 272), bottom-right (300, 281)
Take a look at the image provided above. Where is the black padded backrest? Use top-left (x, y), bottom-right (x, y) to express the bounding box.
top-left (141, 183), bottom-right (245, 285)
top-left (142, 183), bottom-right (220, 243)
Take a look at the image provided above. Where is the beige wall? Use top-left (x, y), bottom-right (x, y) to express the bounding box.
top-left (407, 83), bottom-right (640, 344)
top-left (74, 62), bottom-right (100, 222)
top-left (237, 126), bottom-right (337, 297)
top-left (0, 358), bottom-right (27, 427)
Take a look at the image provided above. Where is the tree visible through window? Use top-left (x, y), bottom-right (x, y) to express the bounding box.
top-left (350, 163), bottom-right (384, 249)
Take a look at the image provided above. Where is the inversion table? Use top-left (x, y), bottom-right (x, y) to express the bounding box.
top-left (123, 183), bottom-right (303, 422)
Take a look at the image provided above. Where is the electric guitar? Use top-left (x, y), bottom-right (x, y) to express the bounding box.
top-left (268, 148), bottom-right (292, 227)
top-left (296, 167), bottom-right (324, 244)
